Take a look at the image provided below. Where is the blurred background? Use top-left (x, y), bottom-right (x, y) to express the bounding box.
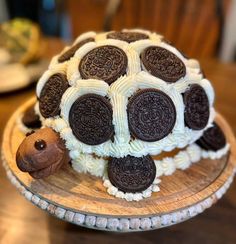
top-left (0, 0), bottom-right (235, 61)
top-left (1, 1), bottom-right (236, 243)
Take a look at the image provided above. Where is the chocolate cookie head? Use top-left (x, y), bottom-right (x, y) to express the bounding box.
top-left (183, 84), bottom-right (210, 130)
top-left (39, 73), bottom-right (69, 118)
top-left (16, 128), bottom-right (70, 179)
top-left (108, 155), bottom-right (156, 193)
top-left (22, 103), bottom-right (41, 129)
top-left (58, 37), bottom-right (94, 63)
top-left (107, 31), bottom-right (149, 43)
top-left (79, 45), bottom-right (128, 84)
top-left (69, 94), bottom-right (114, 145)
top-left (127, 89), bottom-right (176, 142)
top-left (141, 46), bottom-right (186, 82)
top-left (196, 122), bottom-right (226, 151)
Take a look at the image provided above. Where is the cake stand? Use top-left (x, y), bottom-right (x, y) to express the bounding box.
top-left (2, 97), bottom-right (236, 232)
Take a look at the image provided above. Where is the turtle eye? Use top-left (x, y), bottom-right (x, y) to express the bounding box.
top-left (34, 139), bottom-right (47, 150)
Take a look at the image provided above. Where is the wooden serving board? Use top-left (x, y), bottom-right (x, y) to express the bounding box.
top-left (1, 97), bottom-right (236, 232)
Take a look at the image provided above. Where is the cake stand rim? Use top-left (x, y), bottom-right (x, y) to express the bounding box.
top-left (1, 97), bottom-right (236, 232)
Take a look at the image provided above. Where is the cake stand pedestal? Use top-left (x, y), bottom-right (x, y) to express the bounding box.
top-left (2, 97), bottom-right (236, 232)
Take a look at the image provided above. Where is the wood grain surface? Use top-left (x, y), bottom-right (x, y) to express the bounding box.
top-left (0, 39), bottom-right (236, 242)
top-left (67, 0), bottom-right (231, 58)
top-left (2, 99), bottom-right (235, 218)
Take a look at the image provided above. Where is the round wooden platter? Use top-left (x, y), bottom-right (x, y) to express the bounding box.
top-left (2, 97), bottom-right (236, 232)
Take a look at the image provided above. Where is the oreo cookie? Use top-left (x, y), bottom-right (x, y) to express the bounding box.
top-left (196, 122), bottom-right (226, 151)
top-left (69, 94), bottom-right (114, 145)
top-left (141, 46), bottom-right (186, 82)
top-left (108, 155), bottom-right (156, 193)
top-left (107, 31), bottom-right (149, 43)
top-left (22, 104), bottom-right (41, 129)
top-left (39, 73), bottom-right (69, 118)
top-left (79, 45), bottom-right (127, 85)
top-left (58, 37), bottom-right (94, 63)
top-left (127, 89), bottom-right (176, 142)
top-left (183, 84), bottom-right (209, 130)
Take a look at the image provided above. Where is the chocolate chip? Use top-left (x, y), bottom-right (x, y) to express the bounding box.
top-left (107, 31), bottom-right (149, 43)
top-left (79, 45), bottom-right (127, 85)
top-left (58, 37), bottom-right (94, 63)
top-left (39, 73), bottom-right (69, 118)
top-left (34, 139), bottom-right (47, 150)
top-left (183, 84), bottom-right (209, 130)
top-left (141, 46), bottom-right (186, 82)
top-left (127, 89), bottom-right (176, 142)
top-left (22, 104), bottom-right (41, 129)
top-left (108, 155), bottom-right (156, 193)
top-left (69, 94), bottom-right (114, 145)
top-left (196, 122), bottom-right (226, 151)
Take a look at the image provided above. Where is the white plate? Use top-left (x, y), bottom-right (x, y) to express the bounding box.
top-left (0, 60), bottom-right (48, 93)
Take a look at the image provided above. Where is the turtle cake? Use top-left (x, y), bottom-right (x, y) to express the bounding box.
top-left (16, 29), bottom-right (230, 201)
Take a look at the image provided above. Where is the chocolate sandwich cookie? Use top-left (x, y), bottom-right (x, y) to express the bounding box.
top-left (183, 84), bottom-right (209, 130)
top-left (39, 73), bottom-right (69, 118)
top-left (108, 155), bottom-right (156, 193)
top-left (22, 104), bottom-right (41, 129)
top-left (79, 45), bottom-right (127, 85)
top-left (196, 122), bottom-right (226, 151)
top-left (127, 89), bottom-right (176, 142)
top-left (141, 46), bottom-right (186, 82)
top-left (107, 31), bottom-right (149, 43)
top-left (58, 37), bottom-right (94, 63)
top-left (162, 38), bottom-right (189, 59)
top-left (69, 94), bottom-right (114, 145)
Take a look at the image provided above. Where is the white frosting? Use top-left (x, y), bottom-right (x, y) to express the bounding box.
top-left (174, 151), bottom-right (191, 170)
top-left (72, 154), bottom-right (107, 177)
top-left (49, 31), bottom-right (96, 69)
top-left (160, 157), bottom-right (176, 175)
top-left (153, 143), bottom-right (230, 179)
top-left (103, 175), bottom-right (160, 202)
top-left (51, 66), bottom-right (214, 158)
top-left (201, 143), bottom-right (230, 160)
top-left (187, 144), bottom-right (202, 162)
top-left (48, 46), bottom-right (70, 69)
top-left (102, 143), bottom-right (230, 201)
top-left (16, 115), bottom-right (32, 134)
top-left (37, 30), bottom-right (215, 159)
top-left (49, 32), bottom-right (214, 158)
top-left (36, 63), bottom-right (67, 97)
top-left (73, 31), bottom-right (96, 45)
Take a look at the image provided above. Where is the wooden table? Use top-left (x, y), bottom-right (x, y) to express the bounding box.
top-left (0, 50), bottom-right (236, 243)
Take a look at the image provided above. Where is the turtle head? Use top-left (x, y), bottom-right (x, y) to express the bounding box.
top-left (16, 127), bottom-right (70, 179)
